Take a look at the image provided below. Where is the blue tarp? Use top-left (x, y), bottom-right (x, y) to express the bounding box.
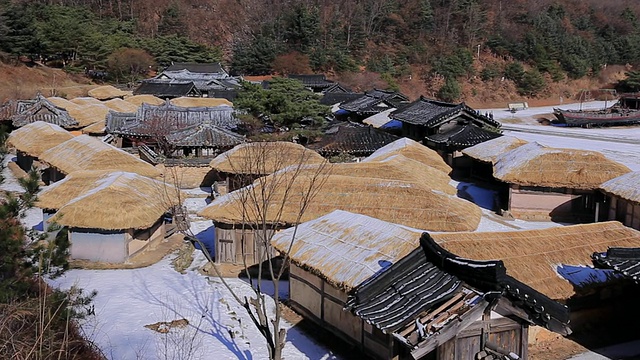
top-left (334, 109), bottom-right (350, 116)
top-left (193, 226), bottom-right (216, 258)
top-left (556, 264), bottom-right (622, 288)
top-left (380, 119), bottom-right (403, 129)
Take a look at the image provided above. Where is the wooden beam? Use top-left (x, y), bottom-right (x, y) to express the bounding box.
top-left (398, 292), bottom-right (465, 337)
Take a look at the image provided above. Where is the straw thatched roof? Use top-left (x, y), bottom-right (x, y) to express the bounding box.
top-left (292, 154), bottom-right (456, 195)
top-left (66, 104), bottom-right (110, 128)
top-left (123, 95), bottom-right (165, 106)
top-left (38, 135), bottom-right (162, 178)
top-left (462, 136), bottom-right (528, 164)
top-left (493, 142), bottom-right (631, 190)
top-left (199, 173), bottom-right (481, 232)
top-left (600, 171), bottom-right (640, 204)
top-left (210, 142), bottom-right (327, 175)
top-left (170, 97), bottom-right (233, 107)
top-left (46, 97), bottom-right (81, 110)
top-left (81, 121), bottom-right (106, 135)
top-left (36, 170), bottom-right (129, 209)
top-left (103, 98), bottom-right (139, 113)
top-left (363, 138), bottom-right (451, 174)
top-left (7, 121), bottom-right (74, 158)
top-left (46, 171), bottom-right (182, 230)
top-left (271, 210), bottom-right (423, 291)
top-left (69, 97), bottom-right (103, 106)
top-left (88, 85), bottom-right (131, 100)
top-left (431, 221), bottom-right (640, 300)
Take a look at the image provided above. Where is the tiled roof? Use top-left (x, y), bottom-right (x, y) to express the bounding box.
top-left (165, 62), bottom-right (225, 74)
top-left (134, 81), bottom-right (200, 98)
top-left (425, 123), bottom-right (502, 149)
top-left (593, 247), bottom-right (640, 283)
top-left (308, 123), bottom-right (400, 156)
top-left (339, 89), bottom-right (409, 114)
top-left (392, 97), bottom-right (501, 128)
top-left (9, 95), bottom-right (79, 129)
top-left (288, 74), bottom-right (334, 88)
top-left (166, 122), bottom-right (245, 148)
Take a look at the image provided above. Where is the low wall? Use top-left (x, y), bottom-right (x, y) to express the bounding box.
top-left (69, 229), bottom-right (127, 263)
top-left (510, 188), bottom-right (593, 221)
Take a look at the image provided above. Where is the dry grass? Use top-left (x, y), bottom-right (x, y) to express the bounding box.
top-left (7, 121), bottom-right (74, 158)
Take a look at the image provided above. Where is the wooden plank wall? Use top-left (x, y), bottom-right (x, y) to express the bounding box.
top-left (215, 226), bottom-right (275, 265)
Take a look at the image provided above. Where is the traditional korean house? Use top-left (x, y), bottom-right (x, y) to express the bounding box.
top-left (593, 247), bottom-right (640, 283)
top-left (154, 63), bottom-right (241, 98)
top-left (362, 137), bottom-right (452, 174)
top-left (170, 97), bottom-right (232, 108)
top-left (134, 80), bottom-right (201, 99)
top-left (123, 95), bottom-right (165, 106)
top-left (319, 92), bottom-right (363, 108)
top-left (287, 74), bottom-right (335, 92)
top-left (599, 171), bottom-right (640, 230)
top-left (338, 89), bottom-right (409, 122)
top-left (164, 62), bottom-right (229, 76)
top-left (163, 121), bottom-right (245, 157)
top-left (37, 170), bottom-right (183, 263)
top-left (87, 85), bottom-right (131, 100)
top-left (6, 121), bottom-right (74, 173)
top-left (198, 169), bottom-right (481, 265)
top-left (390, 97), bottom-right (502, 165)
top-left (307, 122), bottom-right (400, 158)
top-left (271, 210), bottom-right (570, 360)
top-left (38, 135), bottom-right (162, 183)
top-left (2, 95), bottom-right (79, 129)
top-left (461, 136), bottom-right (528, 180)
top-left (493, 142), bottom-right (631, 222)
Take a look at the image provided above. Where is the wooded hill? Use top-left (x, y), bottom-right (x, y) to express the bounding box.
top-left (2, 0), bottom-right (640, 102)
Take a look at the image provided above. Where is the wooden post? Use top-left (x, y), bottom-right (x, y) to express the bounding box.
top-left (595, 201), bottom-right (600, 222)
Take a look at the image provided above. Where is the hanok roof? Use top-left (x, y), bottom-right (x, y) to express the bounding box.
top-left (319, 92), bottom-right (363, 106)
top-left (209, 141), bottom-right (326, 175)
top-left (10, 95), bottom-right (79, 129)
top-left (593, 247), bottom-right (640, 283)
top-left (165, 62), bottom-right (226, 74)
top-left (165, 122), bottom-right (245, 148)
top-left (494, 142), bottom-right (631, 190)
top-left (462, 136), bottom-right (528, 164)
top-left (600, 171), bottom-right (640, 204)
top-left (339, 89), bottom-right (409, 115)
top-left (38, 135), bottom-right (162, 178)
top-left (425, 123), bottom-right (502, 150)
top-left (391, 96), bottom-right (501, 129)
top-left (363, 137), bottom-right (452, 174)
top-left (323, 83), bottom-right (352, 93)
top-left (430, 221), bottom-right (640, 300)
top-left (133, 80), bottom-right (201, 98)
top-left (44, 171), bottom-right (182, 230)
top-left (308, 123), bottom-right (400, 157)
top-left (199, 173), bottom-right (481, 232)
top-left (7, 121), bottom-right (74, 157)
top-left (362, 108), bottom-right (396, 128)
top-left (88, 85), bottom-right (131, 100)
top-left (287, 74), bottom-right (334, 89)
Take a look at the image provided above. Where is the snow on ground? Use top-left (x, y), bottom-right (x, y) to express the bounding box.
top-left (479, 100), bottom-right (612, 121)
top-left (49, 256), bottom-right (339, 360)
top-left (185, 197), bottom-right (210, 214)
top-left (1, 154), bottom-right (26, 193)
top-left (569, 340), bottom-right (640, 360)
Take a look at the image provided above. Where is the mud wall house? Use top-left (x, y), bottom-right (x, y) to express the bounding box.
top-left (198, 163), bottom-right (481, 265)
top-left (338, 89), bottom-right (409, 122)
top-left (270, 210), bottom-right (570, 360)
top-left (37, 170), bottom-right (183, 263)
top-left (306, 123), bottom-right (400, 159)
top-left (390, 97), bottom-right (502, 165)
top-left (493, 142), bottom-right (631, 222)
top-left (461, 136), bottom-right (528, 181)
top-left (37, 135), bottom-right (162, 184)
top-left (6, 121), bottom-right (74, 173)
top-left (599, 171), bottom-right (640, 230)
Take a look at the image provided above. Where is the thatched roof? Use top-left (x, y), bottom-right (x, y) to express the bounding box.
top-left (69, 97), bottom-right (103, 106)
top-left (66, 104), bottom-right (110, 128)
top-left (271, 210), bottom-right (423, 291)
top-left (81, 121), bottom-right (106, 135)
top-left (199, 173), bottom-right (481, 232)
top-left (170, 97), bottom-right (233, 107)
top-left (462, 136), bottom-right (528, 164)
top-left (45, 171), bottom-right (182, 230)
top-left (88, 85), bottom-right (131, 100)
top-left (46, 97), bottom-right (81, 110)
top-left (38, 135), bottom-right (162, 178)
top-left (600, 171), bottom-right (640, 204)
top-left (493, 142), bottom-right (631, 190)
top-left (103, 98), bottom-right (139, 113)
top-left (363, 138), bottom-right (451, 174)
top-left (210, 142), bottom-right (327, 175)
top-left (10, 95), bottom-right (79, 129)
top-left (7, 121), bottom-right (74, 158)
top-left (431, 221), bottom-right (640, 300)
top-left (123, 95), bottom-right (165, 106)
top-left (292, 154), bottom-right (456, 195)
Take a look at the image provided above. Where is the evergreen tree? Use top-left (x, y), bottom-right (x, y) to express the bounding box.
top-left (438, 78), bottom-right (461, 102)
top-left (231, 34), bottom-right (277, 75)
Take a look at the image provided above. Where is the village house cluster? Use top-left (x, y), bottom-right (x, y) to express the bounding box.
top-left (2, 62), bottom-right (640, 359)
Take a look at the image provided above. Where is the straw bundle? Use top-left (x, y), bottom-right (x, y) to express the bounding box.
top-left (494, 142), bottom-right (631, 190)
top-left (69, 97), bottom-right (103, 106)
top-left (88, 85), bottom-right (131, 100)
top-left (103, 98), bottom-right (139, 113)
top-left (199, 173), bottom-right (481, 232)
top-left (210, 142), bottom-right (327, 175)
top-left (46, 97), bottom-right (81, 111)
top-left (271, 210), bottom-right (422, 291)
top-left (124, 95), bottom-right (165, 106)
top-left (600, 171), bottom-right (640, 204)
top-left (291, 154), bottom-right (456, 195)
top-left (7, 121), bottom-right (74, 157)
top-left (363, 138), bottom-right (451, 174)
top-left (46, 171), bottom-right (183, 230)
top-left (66, 104), bottom-right (110, 128)
top-left (170, 97), bottom-right (233, 107)
top-left (431, 221), bottom-right (640, 300)
top-left (462, 136), bottom-right (528, 164)
top-left (38, 135), bottom-right (162, 178)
